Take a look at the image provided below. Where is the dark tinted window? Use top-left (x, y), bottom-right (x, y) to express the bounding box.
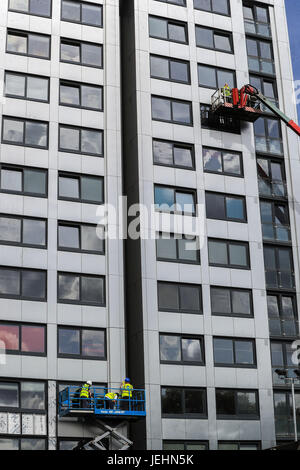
top-left (152, 96), bottom-right (193, 125)
top-left (149, 16), bottom-right (188, 44)
top-left (60, 81), bottom-right (103, 111)
top-left (206, 192), bottom-right (246, 222)
top-left (58, 327), bottom-right (106, 359)
top-left (211, 287), bottom-right (252, 317)
top-left (59, 125), bottom-right (103, 156)
top-left (61, 0), bottom-right (103, 27)
top-left (0, 215), bottom-right (46, 248)
top-left (7, 30), bottom-right (50, 59)
top-left (2, 117), bottom-right (48, 148)
top-left (58, 222), bottom-right (104, 254)
top-left (194, 0), bottom-right (229, 15)
top-left (156, 233), bottom-right (200, 264)
top-left (203, 147), bottom-right (242, 176)
top-left (150, 55), bottom-right (190, 84)
top-left (196, 26), bottom-right (233, 52)
top-left (160, 334), bottom-right (204, 364)
top-left (0, 165), bottom-right (47, 197)
top-left (60, 39), bottom-right (103, 68)
top-left (0, 267), bottom-right (46, 300)
top-left (216, 389), bottom-right (259, 418)
top-left (161, 387), bottom-right (207, 417)
top-left (208, 239), bottom-right (250, 268)
top-left (213, 338), bottom-right (256, 366)
top-left (58, 173), bottom-right (104, 204)
top-left (198, 64), bottom-right (235, 88)
top-left (9, 0), bottom-right (52, 17)
top-left (154, 185), bottom-right (196, 215)
top-left (158, 282), bottom-right (202, 313)
top-left (5, 72), bottom-right (49, 102)
top-left (58, 272), bottom-right (105, 305)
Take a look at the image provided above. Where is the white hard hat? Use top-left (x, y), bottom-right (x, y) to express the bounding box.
top-left (87, 380), bottom-right (92, 386)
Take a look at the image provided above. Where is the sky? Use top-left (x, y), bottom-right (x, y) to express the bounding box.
top-left (285, 0), bottom-right (300, 121)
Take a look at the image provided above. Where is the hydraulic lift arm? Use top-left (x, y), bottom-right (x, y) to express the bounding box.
top-left (240, 84), bottom-right (300, 137)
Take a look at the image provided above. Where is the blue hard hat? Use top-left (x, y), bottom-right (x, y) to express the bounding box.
top-left (125, 378), bottom-right (130, 383)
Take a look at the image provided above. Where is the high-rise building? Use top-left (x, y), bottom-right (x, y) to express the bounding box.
top-left (0, 0), bottom-right (299, 451)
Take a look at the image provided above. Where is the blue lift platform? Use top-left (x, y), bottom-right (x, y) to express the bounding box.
top-left (58, 386), bottom-right (146, 450)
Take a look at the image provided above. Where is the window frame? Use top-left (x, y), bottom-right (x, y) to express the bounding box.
top-left (61, 0), bottom-right (103, 28)
top-left (194, 0), bottom-right (230, 16)
top-left (155, 0), bottom-right (187, 6)
top-left (59, 79), bottom-right (103, 111)
top-left (210, 286), bottom-right (254, 318)
top-left (159, 333), bottom-right (205, 365)
top-left (156, 233), bottom-right (200, 265)
top-left (0, 266), bottom-right (47, 302)
top-left (57, 220), bottom-right (105, 255)
top-left (58, 124), bottom-right (104, 157)
top-left (163, 440), bottom-right (209, 450)
top-left (216, 388), bottom-right (260, 420)
top-left (154, 184), bottom-right (197, 216)
top-left (153, 139), bottom-right (195, 170)
top-left (260, 200), bottom-right (291, 243)
top-left (2, 116), bottom-right (49, 150)
top-left (151, 95), bottom-right (193, 126)
top-left (157, 281), bottom-right (202, 314)
top-left (148, 15), bottom-right (189, 45)
top-left (57, 325), bottom-right (107, 360)
top-left (8, 0), bottom-right (52, 18)
top-left (203, 146), bottom-right (243, 177)
top-left (161, 386), bottom-right (207, 419)
top-left (0, 213), bottom-right (47, 249)
top-left (195, 25), bottom-right (234, 53)
top-left (256, 155), bottom-right (287, 198)
top-left (246, 36), bottom-right (275, 76)
top-left (205, 191), bottom-right (247, 223)
top-left (213, 336), bottom-right (257, 368)
top-left (58, 171), bottom-right (104, 205)
top-left (0, 321), bottom-right (47, 357)
top-left (267, 292), bottom-right (298, 339)
top-left (0, 378), bottom-right (47, 414)
top-left (218, 440), bottom-right (261, 450)
top-left (197, 63), bottom-right (236, 89)
top-left (254, 117), bottom-right (283, 156)
top-left (208, 238), bottom-right (251, 269)
top-left (57, 271), bottom-right (106, 307)
top-left (60, 38), bottom-right (103, 69)
top-left (150, 54), bottom-right (191, 85)
top-left (263, 244), bottom-right (295, 291)
top-left (0, 163), bottom-right (48, 198)
top-left (6, 29), bottom-right (51, 60)
top-left (4, 71), bottom-right (50, 103)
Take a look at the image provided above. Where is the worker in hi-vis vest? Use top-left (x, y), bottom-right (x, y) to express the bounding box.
top-left (223, 83), bottom-right (231, 101)
top-left (120, 378), bottom-right (133, 410)
top-left (105, 392), bottom-right (119, 409)
top-left (80, 380), bottom-right (92, 409)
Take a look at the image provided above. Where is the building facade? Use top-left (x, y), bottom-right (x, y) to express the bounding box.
top-left (0, 0), bottom-right (299, 451)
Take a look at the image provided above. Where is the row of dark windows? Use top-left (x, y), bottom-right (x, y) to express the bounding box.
top-left (155, 0), bottom-right (230, 16)
top-left (8, 0), bottom-right (103, 26)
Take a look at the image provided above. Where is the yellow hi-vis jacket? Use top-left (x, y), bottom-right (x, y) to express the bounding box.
top-left (80, 383), bottom-right (90, 398)
top-left (224, 85), bottom-right (231, 97)
top-left (121, 382), bottom-right (133, 398)
top-left (105, 392), bottom-right (118, 400)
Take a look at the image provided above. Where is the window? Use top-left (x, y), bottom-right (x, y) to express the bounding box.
top-left (2, 117), bottom-right (48, 149)
top-left (206, 192), bottom-right (247, 222)
top-left (203, 147), bottom-right (242, 176)
top-left (213, 337), bottom-right (256, 367)
top-left (153, 139), bottom-right (194, 169)
top-left (210, 287), bottom-right (253, 317)
top-left (60, 39), bottom-right (103, 68)
top-left (0, 322), bottom-right (46, 356)
top-left (201, 104), bottom-right (240, 133)
top-left (58, 221), bottom-right (104, 254)
top-left (156, 233), bottom-right (200, 264)
top-left (257, 157), bottom-right (286, 198)
top-left (59, 80), bottom-right (103, 111)
top-left (267, 293), bottom-right (298, 338)
top-left (154, 185), bottom-right (196, 215)
top-left (0, 164), bottom-right (47, 197)
top-left (163, 441), bottom-right (208, 450)
top-left (243, 2), bottom-right (271, 37)
top-left (0, 380), bottom-right (46, 411)
top-left (254, 117), bottom-right (283, 155)
top-left (195, 26), bottom-right (233, 52)
top-left (218, 441), bottom-right (260, 450)
top-left (7, 30), bottom-right (50, 59)
top-left (260, 201), bottom-right (290, 242)
top-left (161, 387), bottom-right (207, 418)
top-left (58, 439), bottom-right (81, 450)
top-left (58, 172), bottom-right (104, 204)
top-left (246, 37), bottom-right (274, 75)
top-left (156, 0), bottom-right (186, 5)
top-left (274, 391), bottom-right (300, 438)
top-left (160, 334), bottom-right (204, 364)
top-left (194, 0), bottom-right (230, 16)
top-left (149, 16), bottom-right (188, 44)
top-left (59, 125), bottom-right (103, 156)
top-left (249, 75), bottom-right (278, 112)
top-left (263, 245), bottom-right (295, 289)
top-left (216, 389), bottom-right (259, 419)
top-left (198, 64), bottom-right (235, 89)
top-left (158, 282), bottom-right (202, 314)
top-left (0, 438), bottom-right (46, 450)
top-left (61, 0), bottom-right (103, 27)
top-left (9, 0), bottom-right (52, 17)
top-left (150, 55), bottom-right (190, 84)
top-left (0, 267), bottom-right (46, 301)
top-left (271, 342), bottom-right (300, 386)
top-left (58, 326), bottom-right (106, 359)
top-left (208, 238), bottom-right (250, 269)
top-left (152, 96), bottom-right (193, 125)
top-left (5, 72), bottom-right (49, 102)
top-left (0, 215), bottom-right (46, 248)
top-left (58, 272), bottom-right (105, 306)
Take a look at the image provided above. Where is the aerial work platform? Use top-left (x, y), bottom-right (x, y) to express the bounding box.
top-left (58, 386), bottom-right (146, 419)
top-left (211, 87), bottom-right (263, 122)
